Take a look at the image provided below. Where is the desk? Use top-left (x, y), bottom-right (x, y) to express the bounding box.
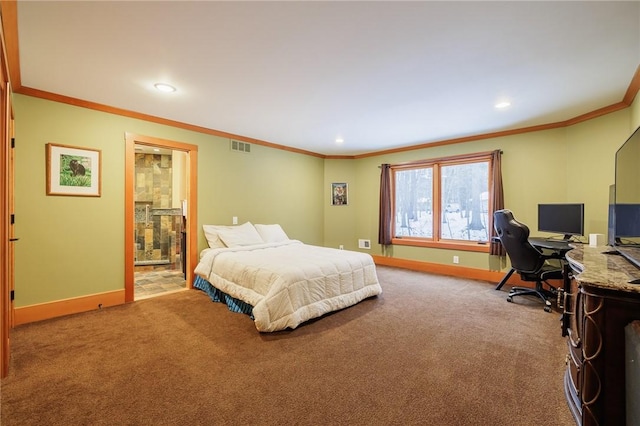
top-left (528, 237), bottom-right (574, 253)
top-left (494, 237), bottom-right (574, 291)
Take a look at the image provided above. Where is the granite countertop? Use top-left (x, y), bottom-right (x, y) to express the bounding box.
top-left (565, 244), bottom-right (640, 293)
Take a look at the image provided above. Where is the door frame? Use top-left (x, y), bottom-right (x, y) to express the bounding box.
top-left (124, 133), bottom-right (198, 303)
top-left (0, 83), bottom-right (13, 379)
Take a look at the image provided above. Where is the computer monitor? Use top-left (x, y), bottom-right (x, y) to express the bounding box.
top-left (537, 203), bottom-right (584, 240)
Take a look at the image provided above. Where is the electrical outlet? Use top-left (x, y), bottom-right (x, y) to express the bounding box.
top-left (339, 245), bottom-right (344, 250)
top-left (232, 216), bottom-right (238, 225)
top-left (453, 255), bottom-right (459, 264)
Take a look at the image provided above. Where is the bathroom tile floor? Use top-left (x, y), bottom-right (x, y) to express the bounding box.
top-left (134, 269), bottom-right (187, 300)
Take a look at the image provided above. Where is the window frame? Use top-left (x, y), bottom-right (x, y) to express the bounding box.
top-left (390, 151), bottom-right (496, 253)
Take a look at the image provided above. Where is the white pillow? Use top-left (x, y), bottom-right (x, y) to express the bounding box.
top-left (216, 222), bottom-right (264, 247)
top-left (203, 224), bottom-right (233, 248)
top-left (255, 224), bottom-right (289, 243)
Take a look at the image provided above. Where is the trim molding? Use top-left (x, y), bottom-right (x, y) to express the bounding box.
top-left (12, 257), bottom-right (557, 326)
top-left (13, 84), bottom-right (637, 161)
top-left (14, 289), bottom-right (125, 326)
top-left (0, 5), bottom-right (638, 160)
top-left (0, 1), bottom-right (20, 90)
top-left (353, 101), bottom-right (630, 159)
top-left (371, 255), bottom-right (533, 287)
top-left (15, 86), bottom-right (325, 159)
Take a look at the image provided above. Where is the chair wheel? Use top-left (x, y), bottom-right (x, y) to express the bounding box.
top-left (544, 306), bottom-right (552, 313)
top-left (507, 296), bottom-right (513, 303)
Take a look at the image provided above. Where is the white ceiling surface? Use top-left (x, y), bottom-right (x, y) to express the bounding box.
top-left (16, 1), bottom-right (640, 156)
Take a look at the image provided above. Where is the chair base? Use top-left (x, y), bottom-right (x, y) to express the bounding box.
top-left (507, 286), bottom-right (555, 312)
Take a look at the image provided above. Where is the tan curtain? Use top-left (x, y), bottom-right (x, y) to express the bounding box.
top-left (378, 164), bottom-right (393, 245)
top-left (489, 150), bottom-right (506, 256)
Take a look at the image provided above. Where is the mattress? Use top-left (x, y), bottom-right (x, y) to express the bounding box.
top-left (194, 240), bottom-right (382, 331)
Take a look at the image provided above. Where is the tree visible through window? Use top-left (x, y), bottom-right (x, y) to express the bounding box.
top-left (392, 152), bottom-right (493, 248)
top-left (394, 167), bottom-right (433, 238)
top-left (440, 162), bottom-right (489, 241)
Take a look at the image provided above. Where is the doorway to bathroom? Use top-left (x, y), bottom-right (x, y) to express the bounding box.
top-left (124, 133), bottom-right (198, 303)
top-left (133, 144), bottom-right (187, 299)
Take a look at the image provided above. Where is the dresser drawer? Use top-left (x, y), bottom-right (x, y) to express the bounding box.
top-left (567, 343), bottom-right (581, 397)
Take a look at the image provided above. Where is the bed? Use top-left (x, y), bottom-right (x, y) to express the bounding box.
top-left (193, 222), bottom-right (382, 332)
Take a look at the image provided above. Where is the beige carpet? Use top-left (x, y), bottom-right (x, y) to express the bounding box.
top-left (0, 266), bottom-right (574, 425)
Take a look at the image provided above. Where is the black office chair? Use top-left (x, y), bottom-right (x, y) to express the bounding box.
top-left (493, 209), bottom-right (564, 312)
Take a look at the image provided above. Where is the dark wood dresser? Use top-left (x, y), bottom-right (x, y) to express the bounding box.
top-left (563, 245), bottom-right (640, 425)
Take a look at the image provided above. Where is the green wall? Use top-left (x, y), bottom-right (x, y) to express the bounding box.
top-left (14, 95), bottom-right (324, 307)
top-left (323, 107), bottom-right (634, 271)
top-left (14, 93), bottom-right (639, 308)
top-left (633, 96), bottom-right (640, 128)
top-left (565, 111), bottom-right (631, 232)
top-left (323, 159), bottom-right (358, 249)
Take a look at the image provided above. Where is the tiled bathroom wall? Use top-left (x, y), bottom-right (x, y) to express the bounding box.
top-left (134, 153), bottom-right (183, 269)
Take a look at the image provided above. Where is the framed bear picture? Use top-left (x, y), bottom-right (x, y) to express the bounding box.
top-left (46, 143), bottom-right (102, 197)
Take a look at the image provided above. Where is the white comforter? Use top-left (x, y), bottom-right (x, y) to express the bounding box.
top-left (194, 240), bottom-right (382, 332)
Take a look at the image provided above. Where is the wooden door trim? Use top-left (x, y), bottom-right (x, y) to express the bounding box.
top-left (124, 133), bottom-right (198, 303)
top-left (0, 82), bottom-right (8, 379)
top-left (0, 0), bottom-right (13, 378)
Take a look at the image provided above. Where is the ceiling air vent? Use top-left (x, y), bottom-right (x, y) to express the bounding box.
top-left (230, 140), bottom-right (251, 153)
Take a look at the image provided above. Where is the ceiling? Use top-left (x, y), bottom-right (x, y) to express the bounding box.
top-left (13, 1), bottom-right (640, 156)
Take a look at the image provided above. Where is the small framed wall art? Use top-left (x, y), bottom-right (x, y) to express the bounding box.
top-left (331, 182), bottom-right (348, 206)
top-left (46, 143), bottom-right (102, 197)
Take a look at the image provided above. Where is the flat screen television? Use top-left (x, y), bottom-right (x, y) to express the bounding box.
top-left (613, 204), bottom-right (640, 239)
top-left (612, 126), bottom-right (640, 269)
top-left (608, 184), bottom-right (616, 246)
top-left (614, 126), bottom-right (640, 243)
top-left (537, 203), bottom-right (584, 240)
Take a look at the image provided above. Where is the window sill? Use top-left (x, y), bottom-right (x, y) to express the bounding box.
top-left (391, 238), bottom-right (490, 253)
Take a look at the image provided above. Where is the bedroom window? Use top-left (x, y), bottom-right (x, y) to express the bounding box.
top-left (390, 151), bottom-right (497, 252)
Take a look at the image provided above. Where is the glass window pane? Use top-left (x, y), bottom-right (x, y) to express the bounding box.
top-left (440, 162), bottom-right (489, 241)
top-left (394, 168), bottom-right (433, 238)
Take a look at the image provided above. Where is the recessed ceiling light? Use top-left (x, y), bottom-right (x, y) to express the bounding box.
top-left (154, 83), bottom-right (176, 93)
top-left (335, 138), bottom-right (344, 144)
top-left (495, 101), bottom-right (511, 109)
